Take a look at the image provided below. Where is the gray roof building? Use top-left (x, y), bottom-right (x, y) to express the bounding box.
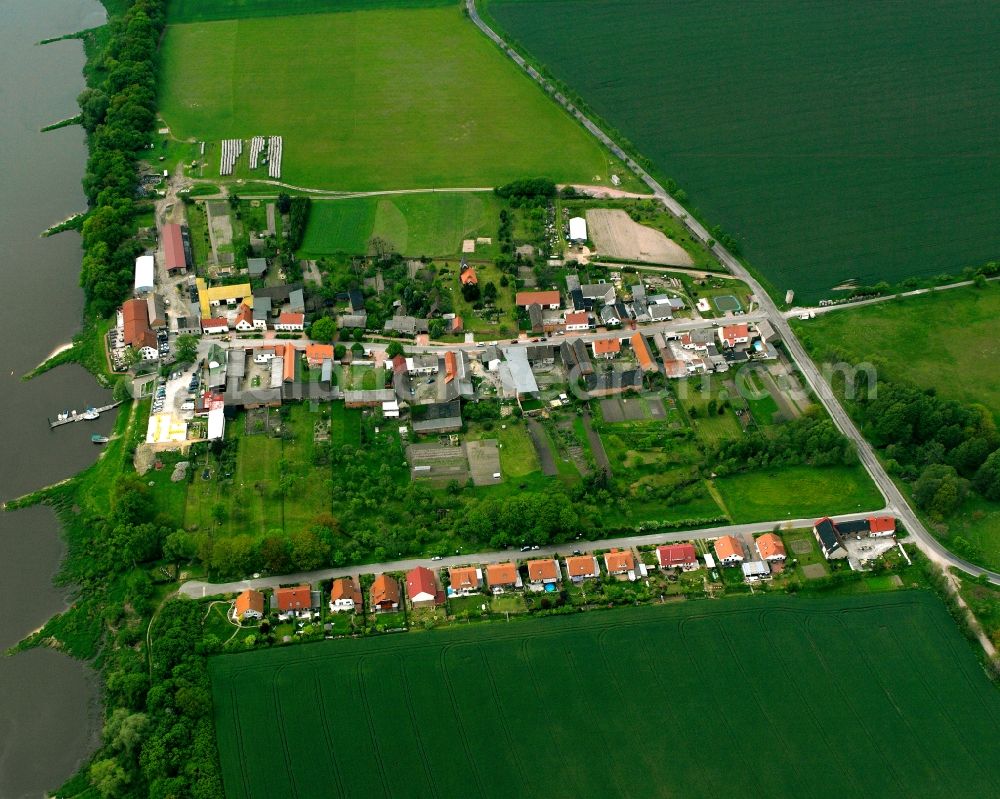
top-left (247, 257), bottom-right (267, 278)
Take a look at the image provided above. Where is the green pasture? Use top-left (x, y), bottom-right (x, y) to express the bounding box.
top-left (488, 0), bottom-right (1000, 302)
top-left (301, 193), bottom-right (501, 258)
top-left (794, 284), bottom-right (1000, 416)
top-left (159, 7), bottom-right (612, 189)
top-left (713, 465), bottom-right (884, 523)
top-left (209, 593), bottom-right (1000, 798)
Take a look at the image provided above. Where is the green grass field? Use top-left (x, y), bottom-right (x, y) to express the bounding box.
top-left (488, 0), bottom-right (1000, 303)
top-left (794, 284), bottom-right (1000, 415)
top-left (300, 193), bottom-right (502, 257)
top-left (713, 465), bottom-right (884, 523)
top-left (209, 593), bottom-right (1000, 798)
top-left (158, 5), bottom-right (614, 189)
top-left (167, 0), bottom-right (452, 24)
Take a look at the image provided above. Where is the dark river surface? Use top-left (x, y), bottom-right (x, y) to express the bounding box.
top-left (0, 1), bottom-right (120, 796)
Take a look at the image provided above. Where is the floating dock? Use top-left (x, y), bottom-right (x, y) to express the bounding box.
top-left (48, 400), bottom-right (123, 429)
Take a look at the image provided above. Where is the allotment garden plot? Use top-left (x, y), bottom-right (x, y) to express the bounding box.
top-left (209, 592), bottom-right (1000, 799)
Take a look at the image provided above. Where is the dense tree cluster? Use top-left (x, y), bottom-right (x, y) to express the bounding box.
top-left (852, 381), bottom-right (1000, 520)
top-left (494, 177), bottom-right (557, 204)
top-left (712, 413), bottom-right (856, 475)
top-left (79, 0), bottom-right (167, 317)
top-left (285, 196), bottom-right (311, 250)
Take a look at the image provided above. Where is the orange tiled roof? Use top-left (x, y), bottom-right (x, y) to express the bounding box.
top-left (234, 589), bottom-right (263, 616)
top-left (566, 555), bottom-right (598, 578)
top-left (486, 562), bottom-right (518, 586)
top-left (528, 559), bottom-right (559, 582)
top-left (449, 566), bottom-right (480, 590)
top-left (755, 533), bottom-right (786, 560)
top-left (714, 535), bottom-right (744, 561)
top-left (604, 549), bottom-right (635, 573)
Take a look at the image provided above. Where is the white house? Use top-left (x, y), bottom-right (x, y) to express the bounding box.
top-left (274, 312), bottom-right (304, 332)
top-left (382, 400), bottom-right (400, 418)
top-left (569, 216), bottom-right (587, 243)
top-left (564, 311), bottom-right (590, 332)
top-left (134, 255), bottom-right (155, 295)
top-left (201, 318), bottom-right (229, 335)
top-left (406, 354), bottom-right (439, 375)
top-left (234, 303), bottom-right (255, 332)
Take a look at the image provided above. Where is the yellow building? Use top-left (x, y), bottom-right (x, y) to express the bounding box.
top-left (196, 278), bottom-right (253, 318)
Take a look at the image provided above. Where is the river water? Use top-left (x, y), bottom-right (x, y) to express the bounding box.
top-left (0, 1), bottom-right (118, 796)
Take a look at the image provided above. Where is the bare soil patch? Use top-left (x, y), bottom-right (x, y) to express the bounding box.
top-left (586, 208), bottom-right (693, 266)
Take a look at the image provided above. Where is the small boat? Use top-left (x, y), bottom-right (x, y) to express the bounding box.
top-left (82, 407), bottom-right (100, 420)
top-left (91, 434), bottom-right (109, 444)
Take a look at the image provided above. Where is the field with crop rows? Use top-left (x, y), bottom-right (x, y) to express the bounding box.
top-left (158, 4), bottom-right (612, 189)
top-left (487, 0), bottom-right (1000, 303)
top-left (210, 592), bottom-right (1000, 798)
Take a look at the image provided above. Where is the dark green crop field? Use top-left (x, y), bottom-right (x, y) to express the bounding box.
top-left (210, 593), bottom-right (1000, 798)
top-left (487, 0), bottom-right (1000, 303)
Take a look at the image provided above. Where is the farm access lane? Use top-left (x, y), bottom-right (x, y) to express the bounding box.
top-left (178, 509), bottom-right (888, 598)
top-left (465, 0), bottom-right (1000, 586)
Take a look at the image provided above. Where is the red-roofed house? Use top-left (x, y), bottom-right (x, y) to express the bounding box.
top-left (162, 222), bottom-right (187, 273)
top-left (406, 566), bottom-right (443, 609)
top-left (527, 558), bottom-right (560, 586)
top-left (755, 533), bottom-right (786, 562)
top-left (391, 354), bottom-right (407, 374)
top-left (444, 351), bottom-right (457, 383)
top-left (275, 585), bottom-right (314, 616)
top-left (305, 343), bottom-right (335, 367)
top-left (201, 317), bottom-right (229, 335)
top-left (592, 338), bottom-right (621, 359)
top-left (370, 574), bottom-right (400, 612)
top-left (233, 589), bottom-right (264, 620)
top-left (275, 312), bottom-right (304, 332)
top-left (604, 549), bottom-right (636, 576)
top-left (451, 316), bottom-right (464, 333)
top-left (718, 324), bottom-right (750, 348)
top-left (868, 516), bottom-right (896, 537)
top-left (516, 290), bottom-right (561, 309)
top-left (656, 543), bottom-right (699, 571)
top-left (714, 535), bottom-right (745, 565)
top-left (122, 298), bottom-right (158, 359)
top-left (565, 555), bottom-right (600, 582)
top-left (460, 266), bottom-right (478, 286)
top-left (234, 302), bottom-right (255, 332)
top-left (329, 577), bottom-right (362, 613)
top-left (630, 332), bottom-right (657, 372)
top-left (448, 566), bottom-right (482, 596)
top-left (282, 342), bottom-right (296, 383)
top-left (564, 311), bottom-right (590, 332)
top-left (486, 562), bottom-right (522, 593)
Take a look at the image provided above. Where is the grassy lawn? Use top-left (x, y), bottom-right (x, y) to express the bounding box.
top-left (794, 284), bottom-right (1000, 416)
top-left (782, 528), bottom-right (829, 580)
top-left (484, 421), bottom-right (540, 479)
top-left (209, 594), bottom-right (1000, 798)
top-left (158, 6), bottom-right (614, 189)
top-left (490, 593), bottom-right (527, 614)
top-left (300, 192), bottom-right (502, 258)
top-left (712, 465), bottom-right (884, 524)
top-left (447, 593), bottom-right (489, 617)
top-left (489, 0), bottom-right (1000, 303)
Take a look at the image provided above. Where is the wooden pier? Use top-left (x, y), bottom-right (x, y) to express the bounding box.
top-left (48, 400), bottom-right (123, 429)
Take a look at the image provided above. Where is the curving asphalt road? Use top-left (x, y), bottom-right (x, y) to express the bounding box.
top-left (465, 0), bottom-right (1000, 585)
top-left (179, 510), bottom-right (886, 598)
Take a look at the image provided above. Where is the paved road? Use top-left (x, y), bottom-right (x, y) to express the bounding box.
top-left (179, 510), bottom-right (886, 597)
top-left (466, 0), bottom-right (1000, 585)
